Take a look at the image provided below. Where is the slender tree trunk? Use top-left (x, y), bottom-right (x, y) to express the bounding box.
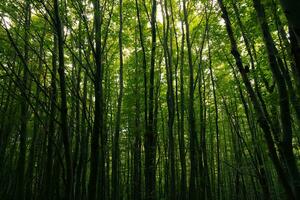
top-left (144, 0), bottom-right (157, 199)
top-left (160, 1), bottom-right (176, 198)
top-left (26, 25), bottom-right (46, 200)
top-left (54, 0), bottom-right (73, 199)
top-left (183, 0), bottom-right (198, 199)
top-left (208, 34), bottom-right (221, 200)
top-left (135, 0), bottom-right (148, 130)
top-left (112, 0), bottom-right (124, 199)
top-left (178, 19), bottom-right (187, 200)
top-left (16, 1), bottom-right (30, 199)
top-left (44, 31), bottom-right (58, 199)
top-left (133, 25), bottom-right (142, 200)
top-left (89, 0), bottom-right (104, 199)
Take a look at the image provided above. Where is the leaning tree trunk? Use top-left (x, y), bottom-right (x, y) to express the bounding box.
top-left (217, 0), bottom-right (296, 199)
top-left (252, 0), bottom-right (300, 197)
top-left (16, 1), bottom-right (30, 199)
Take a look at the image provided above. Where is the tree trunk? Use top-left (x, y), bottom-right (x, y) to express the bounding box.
top-left (183, 0), bottom-right (198, 199)
top-left (89, 0), bottom-right (104, 199)
top-left (112, 0), bottom-right (124, 199)
top-left (144, 0), bottom-right (157, 199)
top-left (217, 0), bottom-right (295, 198)
top-left (16, 1), bottom-right (30, 199)
top-left (54, 0), bottom-right (73, 199)
top-left (252, 0), bottom-right (300, 197)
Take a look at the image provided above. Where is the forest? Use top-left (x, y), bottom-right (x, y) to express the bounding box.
top-left (0, 0), bottom-right (300, 199)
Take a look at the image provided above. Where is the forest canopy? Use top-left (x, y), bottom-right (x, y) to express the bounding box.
top-left (1, 0), bottom-right (300, 199)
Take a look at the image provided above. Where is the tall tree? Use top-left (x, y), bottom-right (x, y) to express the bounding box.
top-left (160, 0), bottom-right (176, 198)
top-left (144, 0), bottom-right (157, 199)
top-left (217, 0), bottom-right (296, 198)
top-left (183, 0), bottom-right (198, 199)
top-left (252, 0), bottom-right (300, 197)
top-left (1, 0), bottom-right (300, 199)
top-left (54, 0), bottom-right (73, 199)
top-left (112, 0), bottom-right (124, 199)
top-left (89, 0), bottom-right (104, 199)
top-left (16, 1), bottom-right (30, 199)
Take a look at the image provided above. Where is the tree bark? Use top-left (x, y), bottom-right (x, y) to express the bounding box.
top-left (54, 0), bottom-right (74, 199)
top-left (183, 0), bottom-right (198, 199)
top-left (144, 0), bottom-right (157, 199)
top-left (217, 0), bottom-right (296, 198)
top-left (112, 0), bottom-right (124, 199)
top-left (16, 1), bottom-right (30, 199)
